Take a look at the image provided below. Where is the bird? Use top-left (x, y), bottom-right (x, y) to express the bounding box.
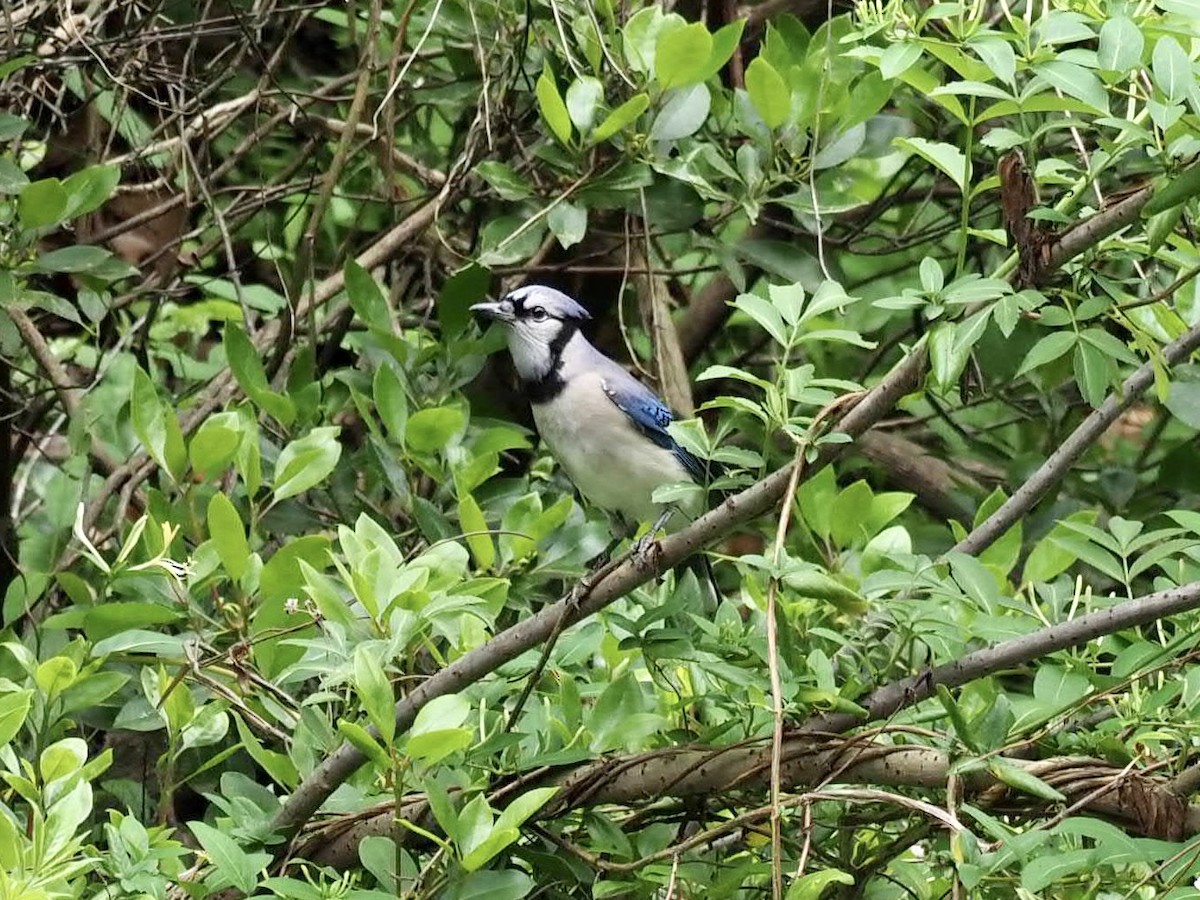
top-left (470, 284), bottom-right (719, 553)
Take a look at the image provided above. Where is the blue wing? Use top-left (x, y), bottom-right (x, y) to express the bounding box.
top-left (600, 375), bottom-right (712, 483)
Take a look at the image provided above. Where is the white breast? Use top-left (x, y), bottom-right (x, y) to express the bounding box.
top-left (532, 371), bottom-right (697, 526)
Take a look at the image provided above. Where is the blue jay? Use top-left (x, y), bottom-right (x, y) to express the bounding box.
top-left (470, 285), bottom-right (716, 545)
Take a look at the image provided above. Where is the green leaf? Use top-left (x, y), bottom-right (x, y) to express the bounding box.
top-left (929, 311), bottom-right (987, 392)
top-left (494, 787), bottom-right (559, 832)
top-left (224, 324), bottom-right (295, 424)
top-left (425, 778), bottom-right (460, 844)
top-left (474, 160), bottom-right (532, 200)
top-left (786, 870), bottom-right (855, 899)
top-left (189, 820), bottom-right (268, 895)
top-left (920, 257), bottom-right (944, 293)
top-left (782, 568), bottom-right (867, 614)
top-left (592, 93), bottom-right (650, 143)
top-left (1143, 161), bottom-right (1200, 216)
top-left (273, 426), bottom-right (342, 500)
top-left (948, 551), bottom-right (1000, 607)
top-left (359, 835), bottom-right (399, 890)
top-left (975, 489), bottom-right (1022, 576)
top-left (461, 826), bottom-right (521, 871)
top-left (62, 164), bottom-right (120, 217)
top-left (896, 62), bottom-right (968, 124)
top-left (43, 779), bottom-right (91, 858)
top-left (406, 406), bottom-right (466, 454)
top-left (438, 263), bottom-right (490, 336)
top-left (1033, 664), bottom-right (1091, 708)
top-left (0, 157), bottom-right (28, 194)
top-left (1098, 17), bottom-right (1143, 73)
top-left (536, 67), bottom-right (573, 145)
top-left (1165, 365), bottom-right (1200, 428)
top-left (990, 761), bottom-right (1066, 801)
top-left (1152, 36), bottom-right (1190, 103)
top-left (1022, 518), bottom-right (1080, 580)
top-left (547, 200), bottom-right (588, 249)
top-left (412, 693), bottom-right (471, 736)
top-left (1079, 328), bottom-right (1138, 365)
top-left (1073, 341), bottom-right (1110, 408)
top-left (701, 20), bottom-right (746, 80)
top-left (745, 57), bottom-right (791, 129)
top-left (1016, 330), bottom-right (1076, 376)
top-left (92, 629), bottom-right (190, 657)
top-left (650, 83), bottom-right (711, 141)
top-left (208, 493), bottom-right (250, 582)
top-left (345, 259), bottom-right (390, 331)
top-left (131, 367), bottom-right (168, 471)
top-left (337, 719), bottom-right (392, 769)
top-left (801, 280), bottom-right (856, 323)
top-left (73, 603), bottom-right (179, 642)
top-left (936, 684), bottom-right (980, 751)
top-left (1036, 60), bottom-right (1109, 113)
top-left (373, 364), bottom-right (408, 439)
top-left (879, 42), bottom-right (923, 79)
top-left (1146, 204), bottom-right (1184, 253)
top-left (812, 124), bottom-right (866, 170)
top-left (566, 76), bottom-right (604, 132)
top-left (894, 137), bottom-right (966, 192)
top-left (33, 246), bottom-right (113, 273)
top-left (0, 806), bottom-right (19, 868)
top-left (354, 646), bottom-right (396, 745)
top-left (621, 5), bottom-right (669, 75)
top-left (830, 480), bottom-right (874, 547)
top-left (731, 292), bottom-right (788, 345)
top-left (0, 689), bottom-right (31, 747)
top-left (458, 494), bottom-right (495, 571)
top-left (232, 716), bottom-right (298, 789)
top-left (655, 22), bottom-right (713, 88)
top-left (18, 178), bottom-right (68, 229)
top-left (408, 693), bottom-right (472, 765)
top-left (36, 656), bottom-right (77, 698)
top-left (0, 114), bottom-right (27, 142)
top-left (969, 37), bottom-right (1016, 85)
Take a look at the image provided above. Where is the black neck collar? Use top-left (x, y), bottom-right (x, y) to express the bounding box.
top-left (521, 321), bottom-right (579, 404)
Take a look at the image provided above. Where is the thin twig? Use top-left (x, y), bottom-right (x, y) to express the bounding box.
top-left (765, 449), bottom-right (805, 900)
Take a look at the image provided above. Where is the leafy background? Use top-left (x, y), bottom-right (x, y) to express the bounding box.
top-left (4, 0), bottom-right (1200, 897)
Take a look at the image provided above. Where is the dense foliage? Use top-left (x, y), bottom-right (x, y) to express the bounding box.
top-left (5, 0), bottom-right (1200, 897)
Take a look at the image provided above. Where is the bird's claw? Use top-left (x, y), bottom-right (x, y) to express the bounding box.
top-left (634, 509), bottom-right (673, 562)
top-left (633, 531), bottom-right (659, 560)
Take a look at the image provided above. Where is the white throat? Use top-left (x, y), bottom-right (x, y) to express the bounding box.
top-left (508, 323), bottom-right (584, 384)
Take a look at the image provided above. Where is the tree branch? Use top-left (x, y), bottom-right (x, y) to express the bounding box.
top-left (305, 735), bottom-right (1197, 869)
top-left (953, 306), bottom-right (1200, 557)
top-left (7, 306), bottom-right (124, 479)
top-left (802, 580), bottom-right (1200, 734)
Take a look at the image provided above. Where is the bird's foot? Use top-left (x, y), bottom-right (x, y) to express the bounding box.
top-left (633, 509), bottom-right (674, 562)
top-left (566, 573), bottom-right (593, 609)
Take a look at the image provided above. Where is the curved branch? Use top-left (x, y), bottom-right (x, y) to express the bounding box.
top-left (306, 735), bottom-right (1198, 869)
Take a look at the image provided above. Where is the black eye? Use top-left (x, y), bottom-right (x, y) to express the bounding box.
top-left (530, 306), bottom-right (548, 321)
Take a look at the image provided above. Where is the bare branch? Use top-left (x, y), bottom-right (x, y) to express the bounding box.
top-left (802, 580), bottom-right (1200, 735)
top-left (7, 307), bottom-right (123, 478)
top-left (953, 312), bottom-right (1200, 556)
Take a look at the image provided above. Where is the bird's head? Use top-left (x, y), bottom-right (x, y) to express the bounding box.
top-left (471, 285), bottom-right (591, 383)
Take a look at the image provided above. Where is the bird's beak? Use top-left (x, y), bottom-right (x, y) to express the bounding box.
top-left (470, 300), bottom-right (515, 324)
